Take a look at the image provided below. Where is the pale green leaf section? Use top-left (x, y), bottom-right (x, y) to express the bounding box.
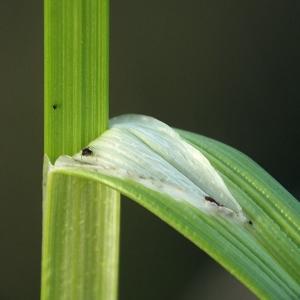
top-left (42, 170), bottom-right (120, 300)
top-left (48, 114), bottom-right (300, 299)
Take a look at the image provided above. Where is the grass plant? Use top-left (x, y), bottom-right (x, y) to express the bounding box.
top-left (42, 1), bottom-right (300, 299)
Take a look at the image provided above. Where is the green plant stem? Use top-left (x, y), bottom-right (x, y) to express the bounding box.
top-left (44, 0), bottom-right (109, 160)
top-left (42, 0), bottom-right (120, 299)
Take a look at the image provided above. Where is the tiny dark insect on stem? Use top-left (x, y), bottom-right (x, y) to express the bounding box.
top-left (52, 104), bottom-right (57, 110)
top-left (205, 196), bottom-right (223, 207)
top-left (248, 220), bottom-right (253, 225)
top-left (82, 147), bottom-right (93, 156)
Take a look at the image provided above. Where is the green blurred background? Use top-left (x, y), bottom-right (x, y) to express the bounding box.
top-left (1, 1), bottom-right (299, 299)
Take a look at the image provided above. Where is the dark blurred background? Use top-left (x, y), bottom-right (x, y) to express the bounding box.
top-left (1, 1), bottom-right (300, 299)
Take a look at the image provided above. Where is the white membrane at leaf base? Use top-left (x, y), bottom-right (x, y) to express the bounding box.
top-left (55, 114), bottom-right (247, 222)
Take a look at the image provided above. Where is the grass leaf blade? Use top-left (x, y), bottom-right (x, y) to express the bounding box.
top-left (47, 114), bottom-right (300, 299)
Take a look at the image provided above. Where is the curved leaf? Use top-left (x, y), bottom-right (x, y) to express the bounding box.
top-left (45, 114), bottom-right (300, 299)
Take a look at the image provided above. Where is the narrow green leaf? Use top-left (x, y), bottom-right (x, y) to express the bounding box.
top-left (178, 129), bottom-right (300, 247)
top-left (47, 114), bottom-right (300, 299)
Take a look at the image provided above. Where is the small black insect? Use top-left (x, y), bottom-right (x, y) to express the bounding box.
top-left (52, 104), bottom-right (57, 110)
top-left (82, 147), bottom-right (93, 156)
top-left (248, 220), bottom-right (253, 226)
top-left (205, 196), bottom-right (223, 207)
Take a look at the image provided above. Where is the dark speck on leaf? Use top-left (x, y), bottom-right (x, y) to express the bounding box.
top-left (52, 104), bottom-right (57, 110)
top-left (248, 220), bottom-right (253, 225)
top-left (205, 196), bottom-right (223, 207)
top-left (82, 147), bottom-right (93, 156)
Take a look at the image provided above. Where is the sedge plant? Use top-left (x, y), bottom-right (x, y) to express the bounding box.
top-left (41, 0), bottom-right (300, 299)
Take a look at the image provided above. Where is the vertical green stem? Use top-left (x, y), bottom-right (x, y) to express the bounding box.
top-left (42, 0), bottom-right (120, 299)
top-left (44, 0), bottom-right (109, 159)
